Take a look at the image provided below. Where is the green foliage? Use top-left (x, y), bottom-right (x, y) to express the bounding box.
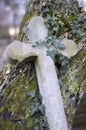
top-left (61, 49), bottom-right (86, 125)
top-left (16, 0), bottom-right (86, 128)
top-left (0, 63), bottom-right (49, 130)
top-left (47, 50), bottom-right (57, 62)
top-left (19, 0), bottom-right (86, 78)
top-left (20, 0), bottom-right (86, 44)
top-left (57, 43), bottom-right (66, 50)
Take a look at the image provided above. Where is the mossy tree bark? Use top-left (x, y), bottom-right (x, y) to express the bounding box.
top-left (19, 0), bottom-right (86, 128)
top-left (0, 0), bottom-right (86, 130)
top-left (0, 62), bottom-right (49, 130)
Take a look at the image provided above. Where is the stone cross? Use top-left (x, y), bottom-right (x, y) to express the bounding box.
top-left (2, 16), bottom-right (77, 130)
top-left (6, 40), bottom-right (68, 130)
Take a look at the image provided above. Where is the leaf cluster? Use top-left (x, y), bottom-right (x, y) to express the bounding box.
top-left (21, 0), bottom-right (86, 80)
top-left (24, 0), bottom-right (86, 43)
top-left (0, 63), bottom-right (49, 130)
top-left (28, 89), bottom-right (49, 130)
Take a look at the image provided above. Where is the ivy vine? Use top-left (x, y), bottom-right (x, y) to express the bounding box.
top-left (2, 0), bottom-right (85, 129)
top-left (20, 0), bottom-right (86, 79)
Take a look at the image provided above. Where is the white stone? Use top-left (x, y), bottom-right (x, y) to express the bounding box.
top-left (58, 38), bottom-right (78, 58)
top-left (23, 16), bottom-right (48, 43)
top-left (78, 0), bottom-right (86, 11)
top-left (5, 40), bottom-right (68, 130)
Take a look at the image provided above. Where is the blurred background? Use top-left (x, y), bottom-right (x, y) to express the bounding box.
top-left (0, 0), bottom-right (28, 65)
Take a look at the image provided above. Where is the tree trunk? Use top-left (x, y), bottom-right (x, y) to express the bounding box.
top-left (0, 0), bottom-right (86, 130)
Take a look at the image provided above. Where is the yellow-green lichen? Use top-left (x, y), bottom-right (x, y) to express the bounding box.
top-left (0, 63), bottom-right (49, 130)
top-left (62, 48), bottom-right (86, 124)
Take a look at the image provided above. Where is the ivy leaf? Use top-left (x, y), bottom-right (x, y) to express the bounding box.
top-left (58, 21), bottom-right (64, 27)
top-left (38, 104), bottom-right (45, 115)
top-left (30, 102), bottom-right (41, 116)
top-left (30, 106), bottom-right (38, 116)
top-left (27, 90), bottom-right (36, 99)
top-left (59, 68), bottom-right (66, 75)
top-left (61, 60), bottom-right (68, 66)
top-left (46, 15), bottom-right (52, 20)
top-left (59, 55), bottom-right (66, 61)
top-left (77, 30), bottom-right (84, 36)
top-left (58, 43), bottom-right (66, 50)
top-left (53, 27), bottom-right (58, 32)
top-left (47, 41), bottom-right (53, 47)
top-left (47, 50), bottom-right (57, 62)
top-left (33, 126), bottom-right (39, 130)
top-left (34, 119), bottom-right (39, 123)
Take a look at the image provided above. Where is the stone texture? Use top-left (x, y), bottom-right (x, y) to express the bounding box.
top-left (78, 0), bottom-right (86, 11)
top-left (5, 40), bottom-right (68, 130)
top-left (23, 16), bottom-right (48, 43)
top-left (59, 38), bottom-right (78, 58)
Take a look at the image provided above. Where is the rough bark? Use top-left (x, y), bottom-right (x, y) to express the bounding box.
top-left (60, 28), bottom-right (86, 129)
top-left (0, 0), bottom-right (86, 129)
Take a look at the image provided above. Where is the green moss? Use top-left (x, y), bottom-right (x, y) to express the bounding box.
top-left (66, 49), bottom-right (86, 90)
top-left (18, 0), bottom-right (86, 43)
top-left (61, 49), bottom-right (86, 124)
top-left (0, 63), bottom-right (49, 130)
top-left (2, 0), bottom-right (86, 128)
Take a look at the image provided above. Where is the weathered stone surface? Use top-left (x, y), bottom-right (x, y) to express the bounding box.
top-left (59, 38), bottom-right (78, 59)
top-left (5, 40), bottom-right (68, 130)
top-left (6, 40), bottom-right (46, 63)
top-left (23, 16), bottom-right (48, 43)
top-left (78, 0), bottom-right (86, 11)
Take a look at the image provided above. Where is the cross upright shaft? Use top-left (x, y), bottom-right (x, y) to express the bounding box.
top-left (35, 47), bottom-right (68, 130)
